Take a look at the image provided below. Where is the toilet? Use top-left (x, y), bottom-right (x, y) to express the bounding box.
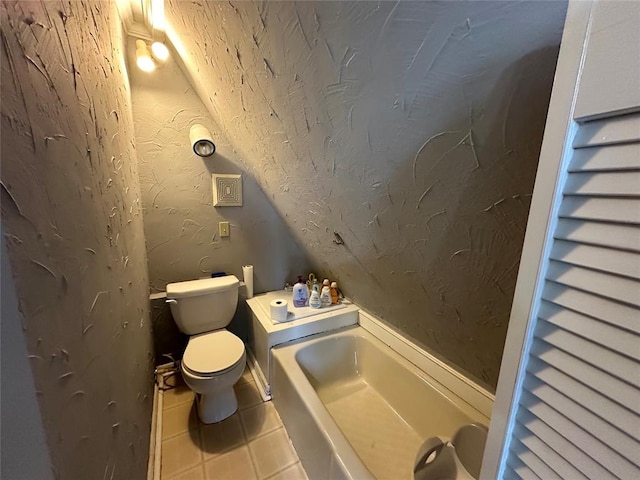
top-left (166, 275), bottom-right (246, 424)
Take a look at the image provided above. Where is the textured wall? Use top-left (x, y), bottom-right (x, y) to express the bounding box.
top-left (163, 0), bottom-right (566, 389)
top-left (1, 1), bottom-right (153, 478)
top-left (129, 47), bottom-right (314, 360)
top-left (129, 49), bottom-right (313, 294)
top-left (2, 232), bottom-right (53, 480)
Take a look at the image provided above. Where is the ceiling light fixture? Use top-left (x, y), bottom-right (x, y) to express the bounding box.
top-left (151, 41), bottom-right (169, 62)
top-left (135, 40), bottom-right (155, 72)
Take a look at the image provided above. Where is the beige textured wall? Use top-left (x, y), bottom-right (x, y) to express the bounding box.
top-left (129, 48), bottom-right (314, 294)
top-left (128, 48), bottom-right (314, 359)
top-left (163, 0), bottom-right (567, 389)
top-left (1, 1), bottom-right (153, 478)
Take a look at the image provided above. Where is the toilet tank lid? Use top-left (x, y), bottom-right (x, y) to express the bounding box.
top-left (166, 275), bottom-right (239, 298)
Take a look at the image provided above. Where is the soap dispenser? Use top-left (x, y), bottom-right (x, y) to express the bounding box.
top-left (293, 275), bottom-right (309, 307)
top-left (320, 280), bottom-right (332, 307)
top-left (309, 284), bottom-right (321, 309)
top-left (330, 282), bottom-right (339, 305)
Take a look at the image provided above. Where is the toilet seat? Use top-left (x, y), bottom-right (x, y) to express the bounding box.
top-left (182, 330), bottom-right (245, 377)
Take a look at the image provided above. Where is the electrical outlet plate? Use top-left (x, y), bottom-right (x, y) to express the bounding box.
top-left (212, 174), bottom-right (242, 207)
top-left (219, 221), bottom-right (230, 237)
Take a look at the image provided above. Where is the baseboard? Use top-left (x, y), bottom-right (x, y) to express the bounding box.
top-left (147, 382), bottom-right (161, 480)
top-left (147, 365), bottom-right (176, 480)
top-left (246, 348), bottom-right (271, 401)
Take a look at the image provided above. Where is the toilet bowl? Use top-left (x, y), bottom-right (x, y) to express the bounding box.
top-left (166, 275), bottom-right (247, 424)
top-left (181, 330), bottom-right (246, 423)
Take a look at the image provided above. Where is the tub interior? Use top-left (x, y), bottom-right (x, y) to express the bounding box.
top-left (295, 335), bottom-right (475, 479)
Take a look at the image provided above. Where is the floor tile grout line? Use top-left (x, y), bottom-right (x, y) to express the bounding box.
top-left (160, 378), bottom-right (306, 480)
top-left (165, 461), bottom-right (205, 480)
top-left (251, 426), bottom-right (302, 480)
top-left (160, 427), bottom-right (204, 479)
top-left (162, 397), bottom-right (195, 410)
top-left (262, 461), bottom-right (303, 480)
top-left (245, 428), bottom-right (262, 474)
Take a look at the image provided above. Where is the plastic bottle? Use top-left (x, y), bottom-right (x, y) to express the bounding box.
top-left (309, 284), bottom-right (321, 309)
top-left (292, 275), bottom-right (309, 307)
top-left (320, 285), bottom-right (332, 307)
top-left (330, 282), bottom-right (339, 305)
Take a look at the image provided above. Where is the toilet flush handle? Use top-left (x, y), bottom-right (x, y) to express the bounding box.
top-left (165, 299), bottom-right (178, 304)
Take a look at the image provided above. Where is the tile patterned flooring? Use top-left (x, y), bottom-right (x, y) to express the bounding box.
top-left (161, 368), bottom-right (309, 480)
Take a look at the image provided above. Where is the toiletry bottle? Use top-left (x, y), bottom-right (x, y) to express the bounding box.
top-left (293, 275), bottom-right (309, 307)
top-left (330, 282), bottom-right (339, 305)
top-left (309, 284), bottom-right (321, 309)
top-left (320, 284), bottom-right (331, 307)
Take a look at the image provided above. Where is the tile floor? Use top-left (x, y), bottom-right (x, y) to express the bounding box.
top-left (160, 368), bottom-right (309, 480)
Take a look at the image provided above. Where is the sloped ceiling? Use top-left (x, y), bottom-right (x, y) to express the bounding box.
top-left (163, 0), bottom-right (567, 388)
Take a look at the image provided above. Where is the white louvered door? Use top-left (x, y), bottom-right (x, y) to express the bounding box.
top-left (505, 114), bottom-right (640, 479)
top-left (482, 1), bottom-right (640, 479)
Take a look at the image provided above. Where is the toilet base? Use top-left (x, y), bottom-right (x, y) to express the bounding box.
top-left (196, 388), bottom-right (238, 424)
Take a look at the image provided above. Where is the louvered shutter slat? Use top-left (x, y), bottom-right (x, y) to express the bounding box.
top-left (510, 438), bottom-right (562, 480)
top-left (572, 113), bottom-right (640, 148)
top-left (549, 240), bottom-right (640, 279)
top-left (534, 320), bottom-right (639, 385)
top-left (516, 410), bottom-right (615, 480)
top-left (524, 379), bottom-right (640, 465)
top-left (538, 301), bottom-right (640, 359)
top-left (541, 283), bottom-right (639, 333)
top-left (514, 422), bottom-right (588, 479)
top-left (530, 342), bottom-right (639, 412)
top-left (554, 219), bottom-right (640, 252)
top-left (569, 142), bottom-right (640, 172)
top-left (526, 357), bottom-right (640, 438)
top-left (558, 196), bottom-right (640, 224)
top-left (519, 390), bottom-right (638, 478)
top-left (546, 260), bottom-right (640, 306)
top-left (563, 171), bottom-right (640, 197)
top-left (506, 458), bottom-right (540, 480)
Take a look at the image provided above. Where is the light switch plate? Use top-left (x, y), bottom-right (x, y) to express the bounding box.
top-left (212, 174), bottom-right (242, 206)
top-left (219, 221), bottom-right (230, 237)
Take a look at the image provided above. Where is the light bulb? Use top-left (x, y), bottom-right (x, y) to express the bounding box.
top-left (151, 42), bottom-right (169, 62)
top-left (136, 55), bottom-right (156, 72)
top-left (194, 140), bottom-right (215, 157)
top-left (189, 125), bottom-right (216, 157)
top-left (135, 40), bottom-right (156, 72)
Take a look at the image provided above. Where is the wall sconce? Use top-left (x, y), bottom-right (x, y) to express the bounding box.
top-left (190, 125), bottom-right (216, 157)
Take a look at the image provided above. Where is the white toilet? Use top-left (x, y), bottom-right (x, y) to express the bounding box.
top-left (166, 275), bottom-right (246, 424)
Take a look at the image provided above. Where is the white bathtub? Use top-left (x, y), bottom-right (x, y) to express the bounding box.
top-left (272, 323), bottom-right (492, 480)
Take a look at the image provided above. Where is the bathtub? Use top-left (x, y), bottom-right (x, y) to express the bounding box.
top-left (272, 322), bottom-right (492, 480)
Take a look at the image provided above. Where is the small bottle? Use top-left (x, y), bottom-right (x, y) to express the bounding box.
top-left (292, 275), bottom-right (309, 307)
top-left (330, 282), bottom-right (339, 305)
top-left (320, 285), bottom-right (331, 307)
top-left (309, 284), bottom-right (321, 309)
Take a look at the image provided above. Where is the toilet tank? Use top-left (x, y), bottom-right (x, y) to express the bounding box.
top-left (166, 275), bottom-right (240, 335)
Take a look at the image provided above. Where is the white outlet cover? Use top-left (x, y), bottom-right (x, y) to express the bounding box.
top-left (212, 174), bottom-right (242, 207)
